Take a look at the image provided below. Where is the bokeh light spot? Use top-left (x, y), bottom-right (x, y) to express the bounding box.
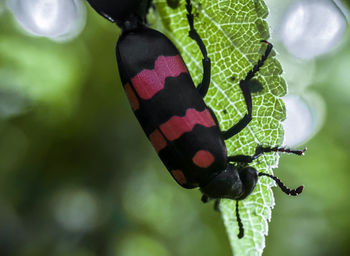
top-left (7, 0), bottom-right (86, 41)
top-left (283, 93), bottom-right (325, 146)
top-left (53, 188), bottom-right (99, 232)
top-left (280, 0), bottom-right (347, 59)
top-left (32, 0), bottom-right (59, 32)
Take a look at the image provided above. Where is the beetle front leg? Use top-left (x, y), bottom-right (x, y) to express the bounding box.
top-left (201, 194), bottom-right (210, 203)
top-left (221, 41), bottom-right (273, 140)
top-left (214, 199), bottom-right (221, 212)
top-left (201, 195), bottom-right (221, 212)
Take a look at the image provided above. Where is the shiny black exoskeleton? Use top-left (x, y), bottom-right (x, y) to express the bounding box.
top-left (85, 0), bottom-right (305, 238)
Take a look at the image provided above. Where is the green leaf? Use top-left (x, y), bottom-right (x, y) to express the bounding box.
top-left (152, 0), bottom-right (286, 255)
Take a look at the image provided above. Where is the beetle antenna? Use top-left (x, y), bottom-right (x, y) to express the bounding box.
top-left (258, 173), bottom-right (304, 196)
top-left (260, 146), bottom-right (306, 156)
top-left (236, 201), bottom-right (244, 239)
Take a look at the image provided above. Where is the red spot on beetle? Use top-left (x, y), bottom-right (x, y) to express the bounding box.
top-left (131, 55), bottom-right (188, 100)
top-left (149, 129), bottom-right (167, 152)
top-left (171, 169), bottom-right (187, 185)
top-left (159, 108), bottom-right (216, 141)
top-left (192, 150), bottom-right (215, 168)
top-left (124, 83), bottom-right (139, 110)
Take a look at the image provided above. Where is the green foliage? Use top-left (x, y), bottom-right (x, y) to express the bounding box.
top-left (2, 1), bottom-right (350, 255)
top-left (0, 36), bottom-right (86, 115)
top-left (153, 0), bottom-right (286, 255)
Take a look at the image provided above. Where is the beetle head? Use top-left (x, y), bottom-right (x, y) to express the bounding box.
top-left (200, 164), bottom-right (258, 200)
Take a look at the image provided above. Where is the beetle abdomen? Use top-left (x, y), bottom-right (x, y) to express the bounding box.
top-left (116, 27), bottom-right (227, 188)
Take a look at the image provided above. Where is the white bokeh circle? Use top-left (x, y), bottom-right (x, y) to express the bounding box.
top-left (280, 0), bottom-right (347, 59)
top-left (7, 0), bottom-right (86, 41)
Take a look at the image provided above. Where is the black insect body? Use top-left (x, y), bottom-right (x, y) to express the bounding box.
top-left (86, 0), bottom-right (305, 238)
top-left (86, 0), bottom-right (151, 23)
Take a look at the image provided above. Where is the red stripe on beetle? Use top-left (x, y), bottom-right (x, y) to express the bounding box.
top-left (124, 83), bottom-right (140, 110)
top-left (148, 129), bottom-right (167, 152)
top-left (159, 108), bottom-right (216, 141)
top-left (192, 150), bottom-right (215, 168)
top-left (131, 55), bottom-right (188, 100)
top-left (171, 169), bottom-right (187, 185)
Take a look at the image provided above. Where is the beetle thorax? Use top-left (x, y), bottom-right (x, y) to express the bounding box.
top-left (118, 14), bottom-right (144, 32)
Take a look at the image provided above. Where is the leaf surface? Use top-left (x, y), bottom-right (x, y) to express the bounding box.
top-left (152, 0), bottom-right (286, 255)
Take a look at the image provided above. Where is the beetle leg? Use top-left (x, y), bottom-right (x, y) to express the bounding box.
top-left (201, 195), bottom-right (221, 212)
top-left (214, 199), bottom-right (221, 212)
top-left (201, 194), bottom-right (210, 203)
top-left (221, 41), bottom-right (273, 140)
top-left (185, 0), bottom-right (211, 98)
top-left (221, 113), bottom-right (252, 140)
top-left (227, 154), bottom-right (255, 164)
top-left (243, 41), bottom-right (273, 82)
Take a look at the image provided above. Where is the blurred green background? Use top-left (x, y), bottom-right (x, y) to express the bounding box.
top-left (1, 0), bottom-right (350, 256)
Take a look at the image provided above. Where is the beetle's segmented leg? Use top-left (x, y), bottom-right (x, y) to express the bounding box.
top-left (227, 154), bottom-right (255, 164)
top-left (221, 41), bottom-right (273, 140)
top-left (185, 0), bottom-right (211, 98)
top-left (243, 40), bottom-right (273, 82)
top-left (201, 195), bottom-right (221, 212)
top-left (222, 114), bottom-right (252, 140)
top-left (214, 199), bottom-right (221, 212)
top-left (201, 194), bottom-right (209, 203)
